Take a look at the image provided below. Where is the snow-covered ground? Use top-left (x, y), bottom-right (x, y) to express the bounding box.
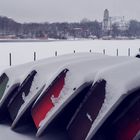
top-left (0, 40), bottom-right (140, 67)
top-left (0, 40), bottom-right (140, 139)
top-left (0, 119), bottom-right (68, 140)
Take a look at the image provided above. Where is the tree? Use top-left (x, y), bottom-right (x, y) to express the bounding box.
top-left (111, 23), bottom-right (120, 38)
top-left (128, 20), bottom-right (140, 37)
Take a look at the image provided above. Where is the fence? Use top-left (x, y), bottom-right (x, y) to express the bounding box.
top-left (8, 48), bottom-right (138, 66)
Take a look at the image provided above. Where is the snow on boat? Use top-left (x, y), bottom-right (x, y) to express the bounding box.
top-left (92, 84), bottom-right (140, 140)
top-left (8, 52), bottom-right (106, 129)
top-left (0, 52), bottom-right (102, 120)
top-left (69, 59), bottom-right (140, 140)
top-left (7, 70), bottom-right (37, 124)
top-left (31, 69), bottom-right (69, 128)
top-left (0, 53), bottom-right (96, 109)
top-left (67, 80), bottom-right (106, 140)
top-left (0, 63), bottom-right (37, 120)
top-left (86, 60), bottom-right (140, 140)
top-left (31, 56), bottom-right (135, 137)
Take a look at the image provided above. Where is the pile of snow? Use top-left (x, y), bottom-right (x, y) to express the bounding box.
top-left (36, 56), bottom-right (136, 136)
top-left (86, 58), bottom-right (140, 140)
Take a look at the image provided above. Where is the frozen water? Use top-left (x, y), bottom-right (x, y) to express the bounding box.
top-left (0, 40), bottom-right (140, 67)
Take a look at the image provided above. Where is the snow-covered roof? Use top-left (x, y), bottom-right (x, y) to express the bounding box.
top-left (34, 56), bottom-right (136, 136)
top-left (86, 58), bottom-right (140, 140)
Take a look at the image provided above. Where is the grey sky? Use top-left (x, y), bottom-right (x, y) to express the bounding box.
top-left (0, 0), bottom-right (139, 23)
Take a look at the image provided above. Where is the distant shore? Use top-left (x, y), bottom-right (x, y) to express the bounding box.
top-left (0, 39), bottom-right (59, 43)
top-left (0, 38), bottom-right (138, 43)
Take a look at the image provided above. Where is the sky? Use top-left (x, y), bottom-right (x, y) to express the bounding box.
top-left (0, 0), bottom-right (139, 23)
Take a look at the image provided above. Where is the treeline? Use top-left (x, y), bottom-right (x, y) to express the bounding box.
top-left (0, 16), bottom-right (140, 39)
top-left (108, 20), bottom-right (140, 38)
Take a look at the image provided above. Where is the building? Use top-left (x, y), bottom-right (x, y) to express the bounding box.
top-left (102, 9), bottom-right (129, 37)
top-left (102, 9), bottom-right (111, 32)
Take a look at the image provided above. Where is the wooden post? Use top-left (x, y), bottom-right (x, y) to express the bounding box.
top-left (103, 49), bottom-right (105, 55)
top-left (55, 51), bottom-right (57, 56)
top-left (9, 53), bottom-right (12, 66)
top-left (34, 52), bottom-right (36, 61)
top-left (116, 48), bottom-right (119, 56)
top-left (128, 48), bottom-right (130, 56)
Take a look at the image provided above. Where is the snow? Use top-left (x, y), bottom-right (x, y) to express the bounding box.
top-left (0, 40), bottom-right (140, 67)
top-left (0, 52), bottom-right (103, 108)
top-left (0, 40), bottom-right (139, 139)
top-left (0, 124), bottom-right (39, 140)
top-left (0, 60), bottom-right (43, 106)
top-left (12, 52), bottom-right (106, 128)
top-left (0, 63), bottom-right (33, 106)
top-left (134, 131), bottom-right (140, 140)
top-left (35, 56), bottom-right (136, 137)
top-left (86, 59), bottom-right (140, 140)
top-left (0, 120), bottom-right (68, 140)
top-left (86, 113), bottom-right (93, 123)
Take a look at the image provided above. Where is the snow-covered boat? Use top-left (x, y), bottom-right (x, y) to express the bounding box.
top-left (31, 56), bottom-right (134, 137)
top-left (67, 59), bottom-right (140, 140)
top-left (7, 52), bottom-right (106, 129)
top-left (0, 63), bottom-right (36, 120)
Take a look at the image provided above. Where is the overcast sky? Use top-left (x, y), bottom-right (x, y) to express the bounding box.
top-left (0, 0), bottom-right (139, 23)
